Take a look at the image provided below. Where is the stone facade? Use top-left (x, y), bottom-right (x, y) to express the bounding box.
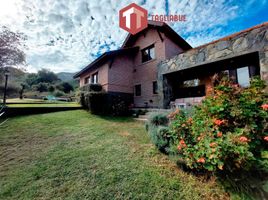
top-left (158, 23), bottom-right (268, 108)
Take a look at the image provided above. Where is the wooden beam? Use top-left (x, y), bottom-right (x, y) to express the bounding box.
top-left (109, 58), bottom-right (114, 68)
top-left (157, 29), bottom-right (164, 42)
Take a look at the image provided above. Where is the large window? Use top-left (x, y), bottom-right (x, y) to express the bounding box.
top-left (91, 72), bottom-right (98, 84)
top-left (135, 84), bottom-right (141, 96)
top-left (153, 81), bottom-right (158, 94)
top-left (237, 67), bottom-right (250, 87)
top-left (141, 45), bottom-right (155, 63)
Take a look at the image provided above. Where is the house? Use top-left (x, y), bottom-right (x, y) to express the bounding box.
top-left (74, 21), bottom-right (268, 109)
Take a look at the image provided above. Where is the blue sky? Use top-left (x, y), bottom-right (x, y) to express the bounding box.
top-left (0, 0), bottom-right (267, 73)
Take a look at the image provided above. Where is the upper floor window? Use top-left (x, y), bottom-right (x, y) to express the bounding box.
top-left (141, 45), bottom-right (155, 63)
top-left (135, 84), bottom-right (141, 96)
top-left (84, 76), bottom-right (91, 84)
top-left (153, 81), bottom-right (158, 94)
top-left (92, 72), bottom-right (98, 84)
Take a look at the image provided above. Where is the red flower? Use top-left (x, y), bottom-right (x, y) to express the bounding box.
top-left (239, 136), bottom-right (249, 143)
top-left (261, 104), bottom-right (268, 111)
top-left (209, 142), bottom-right (217, 148)
top-left (179, 139), bottom-right (187, 148)
top-left (187, 117), bottom-right (193, 123)
top-left (177, 145), bottom-right (182, 151)
top-left (197, 157), bottom-right (205, 163)
top-left (264, 136), bottom-right (268, 142)
top-left (217, 132), bottom-right (223, 137)
top-left (213, 119), bottom-right (225, 126)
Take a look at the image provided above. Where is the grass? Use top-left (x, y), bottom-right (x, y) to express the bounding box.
top-left (0, 110), bottom-right (229, 199)
top-left (5, 98), bottom-right (46, 103)
top-left (7, 103), bottom-right (81, 107)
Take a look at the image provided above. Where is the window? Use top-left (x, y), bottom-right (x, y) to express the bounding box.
top-left (153, 81), bottom-right (158, 94)
top-left (135, 84), bottom-right (141, 96)
top-left (84, 76), bottom-right (91, 84)
top-left (91, 72), bottom-right (98, 84)
top-left (237, 67), bottom-right (250, 87)
top-left (229, 67), bottom-right (251, 87)
top-left (141, 45), bottom-right (155, 63)
top-left (183, 79), bottom-right (200, 87)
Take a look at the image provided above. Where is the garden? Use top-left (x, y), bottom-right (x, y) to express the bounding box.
top-left (146, 76), bottom-right (268, 199)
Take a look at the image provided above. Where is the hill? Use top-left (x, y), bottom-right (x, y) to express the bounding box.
top-left (56, 72), bottom-right (75, 82)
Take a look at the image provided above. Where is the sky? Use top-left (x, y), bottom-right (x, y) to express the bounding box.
top-left (0, 0), bottom-right (267, 73)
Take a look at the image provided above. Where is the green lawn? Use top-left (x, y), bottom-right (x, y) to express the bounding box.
top-left (0, 110), bottom-right (228, 199)
top-left (7, 102), bottom-right (81, 107)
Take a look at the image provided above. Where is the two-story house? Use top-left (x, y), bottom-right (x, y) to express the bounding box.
top-left (74, 21), bottom-right (268, 109)
top-left (73, 20), bottom-right (192, 108)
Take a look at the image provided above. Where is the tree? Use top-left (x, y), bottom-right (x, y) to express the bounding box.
top-left (25, 73), bottom-right (39, 86)
top-left (19, 83), bottom-right (26, 99)
top-left (0, 26), bottom-right (26, 68)
top-left (35, 82), bottom-right (48, 93)
top-left (60, 82), bottom-right (74, 93)
top-left (37, 69), bottom-right (59, 83)
top-left (48, 85), bottom-right (55, 93)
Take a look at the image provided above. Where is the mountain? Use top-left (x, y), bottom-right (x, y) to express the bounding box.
top-left (56, 72), bottom-right (75, 82)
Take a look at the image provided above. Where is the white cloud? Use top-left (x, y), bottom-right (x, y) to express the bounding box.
top-left (0, 0), bottom-right (266, 73)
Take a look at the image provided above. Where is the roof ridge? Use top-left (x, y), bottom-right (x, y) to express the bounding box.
top-left (192, 21), bottom-right (268, 50)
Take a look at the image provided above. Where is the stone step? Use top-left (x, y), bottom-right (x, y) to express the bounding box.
top-left (133, 118), bottom-right (148, 122)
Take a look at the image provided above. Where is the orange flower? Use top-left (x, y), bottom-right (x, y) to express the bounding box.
top-left (197, 136), bottom-right (201, 141)
top-left (264, 136), bottom-right (268, 142)
top-left (167, 108), bottom-right (180, 119)
top-left (217, 132), bottom-right (223, 137)
top-left (179, 139), bottom-right (187, 148)
top-left (187, 117), bottom-right (193, 123)
top-left (177, 145), bottom-right (182, 151)
top-left (197, 157), bottom-right (205, 163)
top-left (213, 119), bottom-right (225, 126)
top-left (209, 142), bottom-right (217, 148)
top-left (261, 104), bottom-right (268, 111)
top-left (239, 136), bottom-right (249, 143)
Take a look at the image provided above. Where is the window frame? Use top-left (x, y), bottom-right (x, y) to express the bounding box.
top-left (91, 72), bottom-right (98, 84)
top-left (153, 81), bottom-right (158, 94)
top-left (141, 44), bottom-right (155, 63)
top-left (135, 84), bottom-right (141, 96)
top-left (84, 76), bottom-right (91, 84)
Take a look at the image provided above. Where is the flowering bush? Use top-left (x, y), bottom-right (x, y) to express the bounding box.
top-left (170, 77), bottom-right (268, 172)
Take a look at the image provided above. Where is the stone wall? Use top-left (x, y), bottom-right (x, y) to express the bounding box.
top-left (158, 23), bottom-right (268, 108)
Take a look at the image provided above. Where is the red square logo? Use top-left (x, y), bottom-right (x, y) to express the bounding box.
top-left (119, 3), bottom-right (148, 35)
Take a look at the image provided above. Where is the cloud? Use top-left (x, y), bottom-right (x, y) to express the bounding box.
top-left (0, 0), bottom-right (267, 73)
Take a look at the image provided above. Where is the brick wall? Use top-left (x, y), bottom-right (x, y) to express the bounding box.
top-left (107, 54), bottom-right (134, 94)
top-left (79, 63), bottom-right (109, 91)
top-left (132, 28), bottom-right (184, 107)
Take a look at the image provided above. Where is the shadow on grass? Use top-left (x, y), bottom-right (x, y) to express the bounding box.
top-left (98, 115), bottom-right (134, 123)
top-left (176, 159), bottom-right (268, 199)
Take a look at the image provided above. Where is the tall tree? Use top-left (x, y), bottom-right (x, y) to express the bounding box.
top-left (0, 26), bottom-right (26, 69)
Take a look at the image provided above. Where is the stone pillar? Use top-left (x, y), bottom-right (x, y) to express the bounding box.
top-left (259, 50), bottom-right (268, 92)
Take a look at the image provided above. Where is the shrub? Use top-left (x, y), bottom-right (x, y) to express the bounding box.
top-left (80, 84), bottom-right (102, 92)
top-left (147, 113), bottom-right (178, 153)
top-left (149, 112), bottom-right (169, 126)
top-left (79, 85), bottom-right (132, 116)
top-left (54, 90), bottom-right (65, 97)
top-left (170, 77), bottom-right (268, 173)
